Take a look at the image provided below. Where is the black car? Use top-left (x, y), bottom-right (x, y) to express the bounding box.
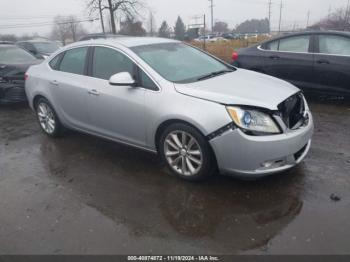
top-left (16, 40), bottom-right (61, 59)
top-left (0, 45), bottom-right (40, 104)
top-left (232, 31), bottom-right (350, 97)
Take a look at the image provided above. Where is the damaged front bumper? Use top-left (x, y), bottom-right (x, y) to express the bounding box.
top-left (210, 112), bottom-right (314, 178)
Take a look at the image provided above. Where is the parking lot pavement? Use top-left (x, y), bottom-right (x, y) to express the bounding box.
top-left (0, 99), bottom-right (349, 255)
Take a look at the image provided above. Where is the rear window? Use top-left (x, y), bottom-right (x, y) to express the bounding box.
top-left (49, 53), bottom-right (63, 70)
top-left (59, 47), bottom-right (88, 75)
top-left (0, 46), bottom-right (36, 63)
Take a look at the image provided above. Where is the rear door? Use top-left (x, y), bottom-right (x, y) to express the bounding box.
top-left (313, 33), bottom-right (350, 95)
top-left (49, 47), bottom-right (91, 130)
top-left (261, 34), bottom-right (314, 89)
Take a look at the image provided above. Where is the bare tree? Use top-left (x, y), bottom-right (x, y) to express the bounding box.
top-left (87, 0), bottom-right (106, 33)
top-left (51, 16), bottom-right (87, 44)
top-left (311, 7), bottom-right (350, 31)
top-left (105, 0), bottom-right (144, 34)
top-left (119, 16), bottom-right (146, 36)
top-left (213, 21), bottom-right (229, 34)
top-left (51, 16), bottom-right (71, 45)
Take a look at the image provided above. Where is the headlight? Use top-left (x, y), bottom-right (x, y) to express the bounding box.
top-left (226, 106), bottom-right (281, 134)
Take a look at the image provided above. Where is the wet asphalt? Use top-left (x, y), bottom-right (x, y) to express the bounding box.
top-left (0, 97), bottom-right (349, 255)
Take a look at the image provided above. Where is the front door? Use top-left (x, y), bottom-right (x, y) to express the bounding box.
top-left (86, 46), bottom-right (147, 147)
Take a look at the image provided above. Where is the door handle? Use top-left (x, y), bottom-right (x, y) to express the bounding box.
top-left (316, 59), bottom-right (330, 65)
top-left (88, 89), bottom-right (100, 96)
top-left (269, 55), bottom-right (280, 60)
top-left (50, 80), bottom-right (59, 86)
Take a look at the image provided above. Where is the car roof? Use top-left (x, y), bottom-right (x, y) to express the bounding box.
top-left (16, 40), bottom-right (53, 43)
top-left (0, 41), bottom-right (15, 45)
top-left (0, 44), bottom-right (18, 48)
top-left (255, 30), bottom-right (350, 47)
top-left (68, 37), bottom-right (180, 49)
top-left (269, 30), bottom-right (350, 40)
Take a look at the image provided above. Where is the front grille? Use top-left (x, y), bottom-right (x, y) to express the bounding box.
top-left (278, 93), bottom-right (305, 129)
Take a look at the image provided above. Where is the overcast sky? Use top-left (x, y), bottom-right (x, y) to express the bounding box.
top-left (0, 0), bottom-right (348, 36)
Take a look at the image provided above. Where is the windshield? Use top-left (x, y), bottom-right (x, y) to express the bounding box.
top-left (131, 43), bottom-right (233, 83)
top-left (33, 42), bottom-right (60, 54)
top-left (0, 46), bottom-right (36, 63)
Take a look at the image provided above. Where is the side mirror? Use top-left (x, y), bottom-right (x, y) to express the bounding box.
top-left (109, 72), bottom-right (136, 87)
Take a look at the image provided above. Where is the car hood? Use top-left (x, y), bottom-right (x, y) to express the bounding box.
top-left (174, 69), bottom-right (300, 110)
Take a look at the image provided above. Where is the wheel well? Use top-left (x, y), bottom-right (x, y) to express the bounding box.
top-left (33, 95), bottom-right (46, 109)
top-left (155, 120), bottom-right (200, 151)
top-left (154, 119), bottom-right (218, 169)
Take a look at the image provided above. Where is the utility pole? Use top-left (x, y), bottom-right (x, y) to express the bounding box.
top-left (278, 0), bottom-right (283, 33)
top-left (209, 0), bottom-right (214, 33)
top-left (268, 0), bottom-right (272, 33)
top-left (150, 11), bottom-right (154, 36)
top-left (306, 10), bottom-right (310, 29)
top-left (203, 14), bottom-right (206, 50)
top-left (345, 0), bottom-right (350, 31)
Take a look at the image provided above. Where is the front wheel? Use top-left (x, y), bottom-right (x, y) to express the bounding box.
top-left (159, 123), bottom-right (216, 181)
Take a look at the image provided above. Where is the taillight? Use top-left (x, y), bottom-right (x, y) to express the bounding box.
top-left (24, 74), bottom-right (29, 81)
top-left (232, 51), bottom-right (238, 61)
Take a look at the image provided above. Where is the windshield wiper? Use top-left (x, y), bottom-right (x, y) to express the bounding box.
top-left (197, 70), bottom-right (233, 81)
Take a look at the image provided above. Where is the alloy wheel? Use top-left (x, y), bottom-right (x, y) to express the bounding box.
top-left (164, 131), bottom-right (203, 176)
top-left (37, 102), bottom-right (56, 134)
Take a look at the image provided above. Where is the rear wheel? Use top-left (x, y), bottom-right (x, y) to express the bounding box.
top-left (159, 123), bottom-right (215, 181)
top-left (35, 98), bottom-right (63, 137)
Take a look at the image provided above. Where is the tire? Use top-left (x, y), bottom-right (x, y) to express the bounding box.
top-left (35, 98), bottom-right (63, 137)
top-left (159, 123), bottom-right (216, 181)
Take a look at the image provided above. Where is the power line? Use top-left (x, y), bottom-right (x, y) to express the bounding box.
top-left (0, 18), bottom-right (99, 29)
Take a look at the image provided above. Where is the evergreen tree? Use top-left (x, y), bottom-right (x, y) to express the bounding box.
top-left (174, 16), bottom-right (186, 41)
top-left (159, 21), bottom-right (171, 38)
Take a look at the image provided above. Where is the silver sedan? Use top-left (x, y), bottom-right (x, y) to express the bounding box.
top-left (25, 37), bottom-right (314, 181)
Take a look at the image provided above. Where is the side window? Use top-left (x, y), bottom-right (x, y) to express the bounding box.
top-left (139, 69), bottom-right (158, 91)
top-left (278, 35), bottom-right (310, 53)
top-left (59, 47), bottom-right (88, 75)
top-left (319, 35), bottom-right (350, 56)
top-left (266, 40), bottom-right (279, 51)
top-left (92, 47), bottom-right (135, 80)
top-left (49, 53), bottom-right (62, 70)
